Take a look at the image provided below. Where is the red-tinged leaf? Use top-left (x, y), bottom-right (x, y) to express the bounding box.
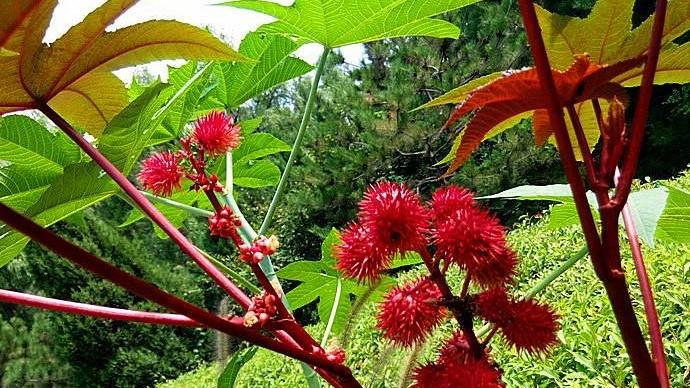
top-left (532, 109), bottom-right (551, 146)
top-left (0, 0), bottom-right (249, 135)
top-left (447, 102), bottom-right (543, 172)
top-left (443, 55), bottom-right (645, 173)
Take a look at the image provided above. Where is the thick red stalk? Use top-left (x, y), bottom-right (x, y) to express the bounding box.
top-left (0, 203), bottom-right (358, 380)
top-left (565, 105), bottom-right (609, 204)
top-left (418, 249), bottom-right (483, 359)
top-left (516, 1), bottom-right (605, 278)
top-left (0, 289), bottom-right (201, 327)
top-left (38, 103), bottom-right (250, 309)
top-left (614, 0), bottom-right (668, 207)
top-left (517, 2), bottom-right (659, 386)
top-left (616, 173), bottom-right (669, 387)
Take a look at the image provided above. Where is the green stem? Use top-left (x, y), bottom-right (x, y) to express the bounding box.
top-left (226, 151), bottom-right (233, 197)
top-left (197, 248), bottom-right (260, 295)
top-left (257, 47), bottom-right (331, 388)
top-left (258, 48), bottom-right (331, 236)
top-left (139, 191), bottom-right (213, 217)
top-left (523, 245), bottom-right (589, 300)
top-left (320, 278), bottom-right (342, 347)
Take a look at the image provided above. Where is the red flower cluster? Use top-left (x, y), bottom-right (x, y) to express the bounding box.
top-left (209, 206), bottom-right (242, 242)
top-left (138, 111), bottom-right (248, 250)
top-left (138, 151), bottom-right (184, 197)
top-left (191, 111), bottom-right (241, 156)
top-left (376, 278), bottom-right (444, 346)
top-left (243, 292), bottom-right (278, 328)
top-left (336, 181), bottom-right (560, 386)
top-left (239, 235), bottom-right (280, 265)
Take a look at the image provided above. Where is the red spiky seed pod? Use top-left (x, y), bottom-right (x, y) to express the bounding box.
top-left (430, 185), bottom-right (476, 224)
top-left (192, 111), bottom-right (241, 157)
top-left (413, 359), bottom-right (503, 388)
top-left (413, 362), bottom-right (444, 388)
top-left (438, 331), bottom-right (472, 364)
top-left (358, 181), bottom-right (429, 255)
top-left (377, 278), bottom-right (443, 346)
top-left (500, 299), bottom-right (560, 354)
top-left (208, 206), bottom-right (242, 242)
top-left (470, 246), bottom-right (517, 288)
top-left (137, 151), bottom-right (184, 197)
top-left (433, 206), bottom-right (513, 285)
top-left (335, 222), bottom-right (389, 282)
top-left (474, 287), bottom-right (514, 327)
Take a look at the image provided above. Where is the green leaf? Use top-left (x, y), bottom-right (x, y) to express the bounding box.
top-left (217, 32), bottom-right (313, 108)
top-left (485, 184), bottom-right (690, 246)
top-left (414, 72), bottom-right (502, 111)
top-left (278, 230), bottom-right (384, 334)
top-left (232, 133), bottom-right (291, 164)
top-left (479, 184), bottom-right (580, 202)
top-left (120, 190), bottom-right (202, 239)
top-left (0, 162), bottom-right (117, 267)
top-left (162, 61), bottom-right (214, 136)
top-left (389, 251), bottom-right (424, 269)
top-left (233, 160), bottom-right (281, 188)
top-left (223, 0), bottom-right (482, 49)
top-left (656, 186), bottom-right (690, 244)
top-left (0, 115), bottom-right (81, 206)
top-left (320, 228), bottom-right (341, 267)
top-left (238, 117), bottom-right (263, 136)
top-left (217, 347), bottom-right (258, 388)
top-left (98, 83), bottom-right (170, 174)
top-left (624, 188), bottom-right (668, 248)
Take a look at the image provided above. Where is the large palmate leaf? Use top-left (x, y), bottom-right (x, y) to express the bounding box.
top-left (161, 62), bottom-right (216, 137)
top-left (0, 115), bottom-right (81, 211)
top-left (213, 32), bottom-right (313, 108)
top-left (223, 0), bottom-right (482, 48)
top-left (0, 65), bottom-right (210, 266)
top-left (483, 184), bottom-right (690, 247)
top-left (422, 0), bottom-right (690, 173)
top-left (535, 0), bottom-right (690, 83)
top-left (439, 55), bottom-right (643, 173)
top-left (278, 229), bottom-right (394, 334)
top-left (0, 0), bottom-right (248, 135)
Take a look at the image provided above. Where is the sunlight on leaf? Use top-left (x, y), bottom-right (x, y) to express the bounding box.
top-left (223, 0), bottom-right (481, 48)
top-left (0, 0), bottom-right (249, 134)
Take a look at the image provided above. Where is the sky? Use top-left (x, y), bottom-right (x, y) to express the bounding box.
top-left (45, 0), bottom-right (366, 82)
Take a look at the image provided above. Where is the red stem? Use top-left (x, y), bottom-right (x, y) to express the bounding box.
top-left (614, 0), bottom-right (668, 207)
top-left (516, 0), bottom-right (605, 278)
top-left (565, 105), bottom-right (609, 204)
top-left (616, 172), bottom-right (670, 387)
top-left (0, 289), bottom-right (201, 327)
top-left (38, 103), bottom-right (251, 310)
top-left (0, 202), bottom-right (358, 380)
top-left (517, 2), bottom-right (659, 386)
top-left (419, 249), bottom-right (483, 359)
